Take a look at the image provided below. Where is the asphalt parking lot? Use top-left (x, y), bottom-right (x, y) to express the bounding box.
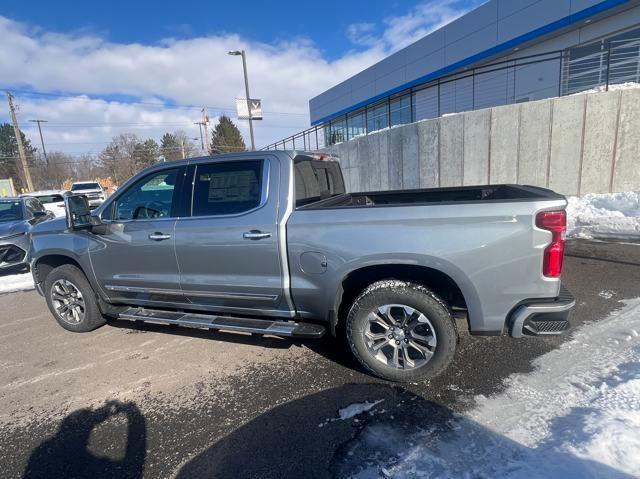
top-left (0, 239), bottom-right (638, 478)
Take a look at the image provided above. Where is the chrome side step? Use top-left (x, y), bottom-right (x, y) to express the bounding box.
top-left (117, 307), bottom-right (326, 339)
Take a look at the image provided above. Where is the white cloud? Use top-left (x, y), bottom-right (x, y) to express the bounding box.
top-left (348, 0), bottom-right (485, 53)
top-left (15, 96), bottom-right (208, 157)
top-left (346, 23), bottom-right (379, 48)
top-left (0, 0), bottom-right (480, 154)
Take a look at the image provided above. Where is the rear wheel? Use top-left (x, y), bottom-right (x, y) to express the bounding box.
top-left (44, 264), bottom-right (106, 332)
top-left (346, 280), bottom-right (457, 382)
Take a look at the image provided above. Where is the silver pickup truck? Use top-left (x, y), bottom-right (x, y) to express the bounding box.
top-left (29, 151), bottom-right (574, 382)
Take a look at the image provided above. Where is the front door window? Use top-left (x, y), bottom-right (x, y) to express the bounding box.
top-left (114, 169), bottom-right (180, 220)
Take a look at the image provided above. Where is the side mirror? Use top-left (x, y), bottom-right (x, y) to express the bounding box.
top-left (32, 210), bottom-right (49, 219)
top-left (65, 194), bottom-right (92, 230)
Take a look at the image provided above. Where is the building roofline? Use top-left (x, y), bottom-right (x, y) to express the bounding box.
top-left (310, 0), bottom-right (630, 126)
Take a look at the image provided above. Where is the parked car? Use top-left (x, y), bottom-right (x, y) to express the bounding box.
top-left (21, 189), bottom-right (71, 218)
top-left (70, 181), bottom-right (105, 208)
top-left (29, 151), bottom-right (574, 382)
top-left (0, 197), bottom-right (53, 273)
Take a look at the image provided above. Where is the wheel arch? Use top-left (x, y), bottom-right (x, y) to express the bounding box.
top-left (33, 254), bottom-right (88, 289)
top-left (333, 262), bottom-right (480, 334)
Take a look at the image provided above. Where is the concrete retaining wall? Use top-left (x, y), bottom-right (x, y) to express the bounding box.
top-left (328, 89), bottom-right (640, 196)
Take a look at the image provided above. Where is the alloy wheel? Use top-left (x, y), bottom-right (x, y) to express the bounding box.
top-left (364, 304), bottom-right (437, 370)
top-left (51, 279), bottom-right (86, 324)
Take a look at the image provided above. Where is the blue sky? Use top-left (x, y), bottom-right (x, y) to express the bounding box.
top-left (3, 0), bottom-right (416, 60)
top-left (0, 0), bottom-right (482, 153)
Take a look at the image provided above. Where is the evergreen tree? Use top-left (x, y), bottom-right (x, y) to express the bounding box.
top-left (133, 138), bottom-right (160, 169)
top-left (160, 133), bottom-right (182, 161)
top-left (0, 123), bottom-right (37, 191)
top-left (210, 116), bottom-right (246, 154)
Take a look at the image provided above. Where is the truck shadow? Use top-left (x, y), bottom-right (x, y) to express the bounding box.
top-left (22, 400), bottom-right (146, 479)
top-left (20, 384), bottom-right (634, 478)
top-left (176, 383), bottom-right (633, 479)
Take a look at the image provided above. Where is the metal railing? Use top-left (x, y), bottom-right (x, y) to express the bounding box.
top-left (262, 37), bottom-right (640, 151)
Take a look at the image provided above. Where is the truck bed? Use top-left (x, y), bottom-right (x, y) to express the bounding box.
top-left (299, 184), bottom-right (564, 209)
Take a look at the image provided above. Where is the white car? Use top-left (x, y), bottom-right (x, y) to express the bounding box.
top-left (71, 181), bottom-right (106, 208)
top-left (21, 190), bottom-right (71, 218)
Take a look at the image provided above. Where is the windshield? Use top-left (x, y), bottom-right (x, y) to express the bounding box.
top-left (0, 200), bottom-right (23, 222)
top-left (33, 194), bottom-right (64, 204)
top-left (72, 183), bottom-right (100, 191)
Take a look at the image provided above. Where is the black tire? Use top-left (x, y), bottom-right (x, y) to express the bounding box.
top-left (44, 264), bottom-right (106, 332)
top-left (346, 280), bottom-right (457, 382)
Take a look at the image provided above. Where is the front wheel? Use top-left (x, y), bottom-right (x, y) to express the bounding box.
top-left (346, 280), bottom-right (457, 382)
top-left (44, 264), bottom-right (106, 332)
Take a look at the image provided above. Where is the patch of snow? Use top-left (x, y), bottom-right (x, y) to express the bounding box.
top-left (570, 81), bottom-right (640, 95)
top-left (347, 299), bottom-right (640, 478)
top-left (599, 290), bottom-right (616, 299)
top-left (566, 191), bottom-right (640, 240)
top-left (340, 400), bottom-right (385, 420)
top-left (320, 400), bottom-right (385, 428)
top-left (0, 272), bottom-right (34, 294)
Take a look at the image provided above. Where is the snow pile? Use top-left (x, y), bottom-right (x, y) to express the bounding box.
top-left (0, 272), bottom-right (35, 294)
top-left (348, 299), bottom-right (640, 478)
top-left (566, 191), bottom-right (640, 240)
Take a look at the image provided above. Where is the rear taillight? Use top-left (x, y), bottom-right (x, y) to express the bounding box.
top-left (536, 210), bottom-right (566, 278)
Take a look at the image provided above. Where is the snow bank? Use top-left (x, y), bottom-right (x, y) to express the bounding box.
top-left (0, 272), bottom-right (35, 294)
top-left (348, 299), bottom-right (640, 478)
top-left (566, 191), bottom-right (640, 240)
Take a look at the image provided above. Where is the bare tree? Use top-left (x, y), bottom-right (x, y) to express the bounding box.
top-left (31, 151), bottom-right (75, 190)
top-left (99, 134), bottom-right (140, 185)
top-left (173, 130), bottom-right (200, 158)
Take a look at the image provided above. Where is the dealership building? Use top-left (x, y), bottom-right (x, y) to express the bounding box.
top-left (266, 0), bottom-right (640, 149)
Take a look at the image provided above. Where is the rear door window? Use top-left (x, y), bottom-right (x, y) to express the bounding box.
top-left (191, 160), bottom-right (264, 216)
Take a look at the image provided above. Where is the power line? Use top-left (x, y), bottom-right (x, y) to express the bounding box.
top-left (0, 142), bottom-right (250, 161)
top-left (28, 122), bottom-right (305, 130)
top-left (2, 88), bottom-right (309, 117)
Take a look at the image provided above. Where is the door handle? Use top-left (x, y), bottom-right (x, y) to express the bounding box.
top-left (149, 232), bottom-right (171, 241)
top-left (243, 230), bottom-right (271, 240)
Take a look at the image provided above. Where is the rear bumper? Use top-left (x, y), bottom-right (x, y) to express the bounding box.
top-left (509, 285), bottom-right (575, 338)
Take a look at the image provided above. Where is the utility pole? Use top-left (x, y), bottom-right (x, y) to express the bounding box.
top-left (194, 121), bottom-right (205, 152)
top-left (180, 138), bottom-right (186, 159)
top-left (29, 119), bottom-right (49, 166)
top-left (228, 50), bottom-right (256, 150)
top-left (201, 107), bottom-right (210, 154)
top-left (5, 92), bottom-right (34, 192)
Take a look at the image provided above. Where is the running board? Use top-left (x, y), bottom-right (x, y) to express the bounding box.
top-left (117, 307), bottom-right (326, 339)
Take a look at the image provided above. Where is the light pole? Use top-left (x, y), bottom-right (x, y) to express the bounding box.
top-left (194, 121), bottom-right (205, 152)
top-left (228, 49), bottom-right (255, 151)
top-left (29, 119), bottom-right (49, 166)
